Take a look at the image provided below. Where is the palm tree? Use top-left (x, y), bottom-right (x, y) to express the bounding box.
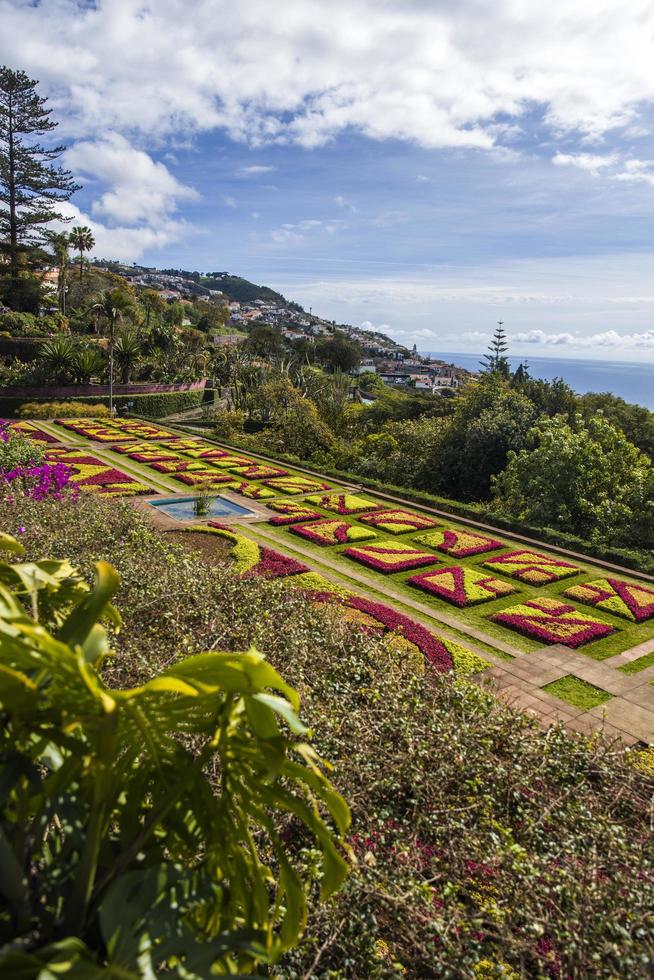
top-left (90, 289), bottom-right (135, 411)
top-left (113, 326), bottom-right (143, 383)
top-left (46, 231), bottom-right (70, 315)
top-left (69, 225), bottom-right (95, 281)
top-left (38, 335), bottom-right (78, 383)
top-left (71, 344), bottom-right (105, 384)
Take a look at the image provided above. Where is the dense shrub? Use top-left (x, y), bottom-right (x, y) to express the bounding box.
top-left (0, 389), bottom-right (204, 418)
top-left (18, 400), bottom-right (111, 418)
top-left (2, 493), bottom-right (653, 977)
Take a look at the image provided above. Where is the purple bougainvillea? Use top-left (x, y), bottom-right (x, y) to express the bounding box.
top-left (1, 462), bottom-right (75, 501)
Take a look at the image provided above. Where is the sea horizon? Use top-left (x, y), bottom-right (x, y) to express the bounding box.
top-left (424, 351), bottom-right (654, 411)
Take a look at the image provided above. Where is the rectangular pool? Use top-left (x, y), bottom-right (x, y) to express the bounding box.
top-left (148, 495), bottom-right (254, 521)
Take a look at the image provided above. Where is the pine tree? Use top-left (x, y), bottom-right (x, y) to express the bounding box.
top-left (480, 321), bottom-right (510, 377)
top-left (0, 67), bottom-right (80, 310)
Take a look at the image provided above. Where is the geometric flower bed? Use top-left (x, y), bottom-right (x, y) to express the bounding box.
top-left (229, 481), bottom-right (277, 500)
top-left (151, 460), bottom-right (219, 473)
top-left (229, 463), bottom-right (289, 480)
top-left (189, 522), bottom-right (309, 578)
top-left (43, 448), bottom-right (150, 496)
top-left (408, 566), bottom-right (517, 607)
top-left (414, 527), bottom-right (503, 558)
top-left (181, 448), bottom-right (233, 460)
top-left (263, 476), bottom-right (332, 495)
top-left (0, 420), bottom-right (59, 443)
top-left (105, 419), bottom-right (174, 440)
top-left (305, 492), bottom-right (382, 515)
top-left (127, 448), bottom-right (181, 463)
top-left (54, 420), bottom-right (135, 442)
top-left (482, 550), bottom-right (580, 585)
top-left (357, 508), bottom-right (439, 534)
top-left (564, 577), bottom-right (654, 623)
top-left (266, 501), bottom-right (324, 525)
top-left (291, 519), bottom-right (377, 546)
top-left (200, 454), bottom-right (253, 469)
top-left (490, 597), bottom-right (616, 647)
top-left (172, 471), bottom-right (236, 487)
top-left (342, 541), bottom-right (439, 573)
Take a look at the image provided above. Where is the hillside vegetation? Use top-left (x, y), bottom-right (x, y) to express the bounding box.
top-left (2, 491), bottom-right (653, 978)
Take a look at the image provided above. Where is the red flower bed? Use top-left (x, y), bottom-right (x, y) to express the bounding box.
top-left (409, 567), bottom-right (516, 607)
top-left (491, 598), bottom-right (616, 647)
top-left (343, 542), bottom-right (439, 573)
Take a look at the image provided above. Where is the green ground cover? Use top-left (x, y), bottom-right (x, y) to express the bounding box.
top-left (543, 675), bottom-right (614, 710)
top-left (619, 650), bottom-right (654, 674)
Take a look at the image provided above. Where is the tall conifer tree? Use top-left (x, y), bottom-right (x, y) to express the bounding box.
top-left (481, 321), bottom-right (510, 377)
top-left (0, 67), bottom-right (79, 310)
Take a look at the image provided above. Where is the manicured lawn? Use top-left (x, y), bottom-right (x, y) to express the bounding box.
top-left (542, 675), bottom-right (613, 710)
top-left (619, 650), bottom-right (654, 674)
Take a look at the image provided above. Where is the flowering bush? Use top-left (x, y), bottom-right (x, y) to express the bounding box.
top-left (263, 476), bottom-right (333, 495)
top-left (267, 501), bottom-right (324, 525)
top-left (357, 508), bottom-right (439, 534)
top-left (1, 461), bottom-right (74, 501)
top-left (343, 541), bottom-right (439, 573)
top-left (564, 577), bottom-right (654, 623)
top-left (491, 597), bottom-right (616, 647)
top-left (414, 528), bottom-right (503, 558)
top-left (291, 519), bottom-right (377, 546)
top-left (0, 420), bottom-right (44, 471)
top-left (482, 550), bottom-right (580, 585)
top-left (408, 567), bottom-right (517, 607)
top-left (305, 492), bottom-right (382, 515)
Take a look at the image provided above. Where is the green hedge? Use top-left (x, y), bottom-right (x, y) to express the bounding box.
top-left (171, 428), bottom-right (654, 577)
top-left (0, 389), bottom-right (204, 419)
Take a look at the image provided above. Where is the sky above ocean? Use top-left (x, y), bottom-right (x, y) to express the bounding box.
top-left (3, 1), bottom-right (654, 360)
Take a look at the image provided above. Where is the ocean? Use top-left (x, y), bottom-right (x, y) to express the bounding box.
top-left (425, 352), bottom-right (654, 411)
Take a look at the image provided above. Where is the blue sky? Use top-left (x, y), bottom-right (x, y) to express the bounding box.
top-left (3, 0), bottom-right (654, 360)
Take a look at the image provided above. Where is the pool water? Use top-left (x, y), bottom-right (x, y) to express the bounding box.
top-left (148, 495), bottom-right (254, 521)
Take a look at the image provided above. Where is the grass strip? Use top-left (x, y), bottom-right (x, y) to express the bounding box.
top-left (542, 675), bottom-right (613, 710)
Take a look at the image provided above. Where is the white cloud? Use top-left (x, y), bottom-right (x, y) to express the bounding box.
top-left (236, 165), bottom-right (276, 176)
top-left (334, 195), bottom-right (358, 213)
top-left (513, 328), bottom-right (654, 349)
top-left (64, 132), bottom-right (197, 224)
top-left (222, 194), bottom-right (238, 208)
top-left (4, 0), bottom-right (654, 152)
top-left (552, 152), bottom-right (617, 174)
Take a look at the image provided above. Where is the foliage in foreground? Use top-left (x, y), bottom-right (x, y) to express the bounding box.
top-left (2, 495), bottom-right (654, 977)
top-left (0, 531), bottom-right (349, 977)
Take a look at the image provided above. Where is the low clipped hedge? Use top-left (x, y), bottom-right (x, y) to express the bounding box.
top-left (0, 389), bottom-right (204, 419)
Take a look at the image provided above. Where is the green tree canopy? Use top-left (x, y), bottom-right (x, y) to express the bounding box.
top-left (491, 413), bottom-right (654, 547)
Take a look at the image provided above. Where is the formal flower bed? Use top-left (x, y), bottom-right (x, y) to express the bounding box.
top-left (189, 522), bottom-right (309, 578)
top-left (564, 578), bottom-right (654, 623)
top-left (291, 519), bottom-right (377, 546)
top-left (0, 420), bottom-right (59, 444)
top-left (343, 541), bottom-right (439, 574)
top-left (357, 508), bottom-right (439, 534)
top-left (55, 419), bottom-right (135, 442)
top-left (409, 566), bottom-right (517, 607)
top-left (229, 463), bottom-right (289, 480)
top-left (267, 501), bottom-right (324, 525)
top-left (202, 454), bottom-right (254, 469)
top-left (44, 447), bottom-right (150, 496)
top-left (173, 471), bottom-right (236, 487)
top-left (151, 459), bottom-right (214, 473)
top-left (305, 492), bottom-right (382, 515)
top-left (181, 448), bottom-right (232, 460)
top-left (482, 550), bottom-right (580, 585)
top-left (491, 597), bottom-right (616, 647)
top-left (230, 481), bottom-right (277, 500)
top-left (414, 527), bottom-right (503, 558)
top-left (106, 419), bottom-right (174, 439)
top-left (127, 449), bottom-right (182, 463)
top-left (263, 476), bottom-right (332, 495)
